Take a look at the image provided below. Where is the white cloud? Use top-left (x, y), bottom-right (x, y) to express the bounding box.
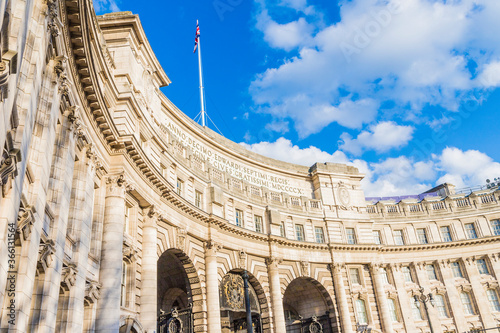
top-left (339, 121), bottom-right (414, 155)
top-left (240, 139), bottom-right (499, 197)
top-left (93, 0), bottom-right (120, 13)
top-left (251, 0), bottom-right (500, 138)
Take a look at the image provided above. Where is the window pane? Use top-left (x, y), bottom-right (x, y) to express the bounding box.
top-left (381, 268), bottom-right (389, 284)
top-left (465, 223), bottom-right (478, 239)
top-left (350, 268), bottom-right (361, 285)
top-left (373, 230), bottom-right (382, 244)
top-left (387, 299), bottom-right (398, 322)
top-left (280, 222), bottom-right (285, 237)
top-left (355, 299), bottom-right (368, 324)
top-left (235, 209), bottom-right (243, 227)
top-left (440, 226), bottom-right (452, 242)
top-left (460, 292), bottom-right (474, 315)
top-left (435, 294), bottom-right (448, 318)
top-left (295, 225), bottom-right (305, 241)
top-left (477, 259), bottom-right (489, 275)
top-left (254, 215), bottom-right (262, 233)
top-left (195, 191), bottom-right (202, 208)
top-left (394, 230), bottom-right (405, 245)
top-left (426, 264), bottom-right (438, 280)
top-left (402, 266), bottom-right (413, 283)
top-left (411, 300), bottom-right (423, 320)
top-left (491, 220), bottom-right (500, 236)
top-left (487, 289), bottom-right (500, 312)
top-left (346, 228), bottom-right (356, 244)
top-left (121, 262), bottom-right (127, 307)
top-left (417, 229), bottom-right (428, 244)
top-left (176, 178), bottom-right (183, 196)
top-left (451, 262), bottom-right (463, 278)
top-left (315, 227), bottom-right (325, 243)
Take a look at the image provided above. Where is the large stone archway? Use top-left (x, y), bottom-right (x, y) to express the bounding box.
top-left (283, 277), bottom-right (337, 333)
top-left (157, 248), bottom-right (204, 332)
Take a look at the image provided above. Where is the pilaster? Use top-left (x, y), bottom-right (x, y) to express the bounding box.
top-left (331, 263), bottom-right (354, 333)
top-left (204, 240), bottom-right (222, 333)
top-left (266, 256), bottom-right (286, 333)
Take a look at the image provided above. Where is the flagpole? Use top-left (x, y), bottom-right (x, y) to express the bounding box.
top-left (196, 20), bottom-right (206, 127)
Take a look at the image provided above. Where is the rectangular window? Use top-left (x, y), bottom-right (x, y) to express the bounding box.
top-left (315, 227), bottom-right (325, 243)
top-left (491, 219), bottom-right (500, 236)
top-left (350, 268), bottom-right (361, 285)
top-left (402, 266), bottom-right (413, 283)
top-left (254, 215), bottom-right (263, 233)
top-left (460, 292), bottom-right (474, 315)
top-left (176, 178), bottom-right (183, 196)
top-left (355, 299), bottom-right (368, 324)
top-left (417, 228), bottom-right (428, 244)
top-left (451, 262), bottom-right (464, 278)
top-left (477, 259), bottom-right (490, 275)
top-left (411, 300), bottom-right (423, 320)
top-left (280, 222), bottom-right (285, 237)
top-left (381, 268), bottom-right (390, 284)
top-left (373, 230), bottom-right (382, 244)
top-left (346, 228), bottom-right (357, 244)
top-left (435, 294), bottom-right (448, 318)
top-left (465, 223), bottom-right (478, 239)
top-left (487, 289), bottom-right (500, 312)
top-left (387, 298), bottom-right (398, 322)
top-left (121, 261), bottom-right (127, 307)
top-left (195, 190), bottom-right (203, 209)
top-left (295, 225), bottom-right (305, 241)
top-left (394, 230), bottom-right (405, 245)
top-left (440, 226), bottom-right (453, 242)
top-left (235, 209), bottom-right (244, 227)
top-left (426, 264), bottom-right (438, 280)
top-left (124, 205), bottom-right (130, 234)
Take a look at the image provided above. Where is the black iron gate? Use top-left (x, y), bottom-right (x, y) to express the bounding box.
top-left (233, 314), bottom-right (262, 333)
top-left (157, 306), bottom-right (193, 333)
top-left (285, 314), bottom-right (333, 333)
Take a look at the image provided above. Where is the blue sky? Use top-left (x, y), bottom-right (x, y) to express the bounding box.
top-left (94, 0), bottom-right (500, 196)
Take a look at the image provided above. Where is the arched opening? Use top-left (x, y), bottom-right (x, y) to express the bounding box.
top-left (220, 270), bottom-right (264, 333)
top-left (157, 249), bottom-right (196, 332)
top-left (283, 277), bottom-right (336, 333)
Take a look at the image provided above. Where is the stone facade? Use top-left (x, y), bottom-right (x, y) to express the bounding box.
top-left (1, 1), bottom-right (500, 333)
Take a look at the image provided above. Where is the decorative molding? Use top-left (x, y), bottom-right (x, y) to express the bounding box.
top-left (61, 264), bottom-right (78, 291)
top-left (123, 243), bottom-right (139, 263)
top-left (177, 228), bottom-right (186, 252)
top-left (105, 174), bottom-right (133, 198)
top-left (38, 240), bottom-right (56, 272)
top-left (300, 260), bottom-right (310, 277)
top-left (238, 250), bottom-right (247, 270)
top-left (17, 204), bottom-right (36, 241)
top-left (84, 280), bottom-right (101, 304)
top-left (265, 257), bottom-right (283, 269)
top-left (204, 240), bottom-right (222, 256)
top-left (46, 0), bottom-right (60, 37)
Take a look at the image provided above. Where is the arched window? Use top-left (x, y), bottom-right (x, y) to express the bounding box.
top-left (121, 261), bottom-right (128, 307)
top-left (387, 298), bottom-right (398, 322)
top-left (355, 299), bottom-right (368, 324)
top-left (487, 289), bottom-right (500, 312)
top-left (435, 294), bottom-right (448, 318)
top-left (460, 292), bottom-right (474, 315)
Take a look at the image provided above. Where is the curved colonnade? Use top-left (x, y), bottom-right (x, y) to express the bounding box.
top-left (0, 1), bottom-right (500, 333)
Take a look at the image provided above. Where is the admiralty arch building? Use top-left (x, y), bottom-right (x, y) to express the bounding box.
top-left (2, 1), bottom-right (500, 333)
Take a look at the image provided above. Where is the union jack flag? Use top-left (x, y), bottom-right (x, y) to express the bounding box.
top-left (193, 21), bottom-right (200, 53)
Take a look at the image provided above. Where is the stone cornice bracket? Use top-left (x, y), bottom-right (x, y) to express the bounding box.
top-left (85, 280), bottom-right (101, 304)
top-left (61, 263), bottom-right (78, 291)
top-left (123, 243), bottom-right (139, 263)
top-left (438, 259), bottom-right (451, 269)
top-left (37, 239), bottom-right (56, 273)
top-left (488, 253), bottom-right (500, 263)
top-left (17, 204), bottom-right (37, 242)
top-left (464, 256), bottom-right (476, 266)
top-left (0, 142), bottom-right (21, 189)
top-left (389, 263), bottom-right (402, 272)
top-left (266, 256), bottom-right (283, 269)
top-left (204, 240), bottom-right (222, 256)
top-left (370, 262), bottom-right (385, 273)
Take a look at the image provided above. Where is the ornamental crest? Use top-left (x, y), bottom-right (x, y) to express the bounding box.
top-left (336, 181), bottom-right (351, 210)
top-left (221, 273), bottom-right (245, 310)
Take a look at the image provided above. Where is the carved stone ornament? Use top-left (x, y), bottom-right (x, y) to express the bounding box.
top-left (309, 315), bottom-right (323, 333)
top-left (38, 239), bottom-right (56, 272)
top-left (105, 174), bottom-right (133, 198)
top-left (221, 273), bottom-right (245, 311)
top-left (204, 240), bottom-right (222, 255)
top-left (167, 309), bottom-right (183, 333)
top-left (46, 0), bottom-right (60, 37)
top-left (265, 256), bottom-right (283, 269)
top-left (337, 181), bottom-right (352, 210)
top-left (61, 264), bottom-right (78, 291)
top-left (85, 280), bottom-right (101, 304)
top-left (0, 145), bottom-right (21, 188)
top-left (300, 260), bottom-right (310, 277)
top-left (17, 204), bottom-right (36, 241)
top-left (177, 228), bottom-right (186, 252)
top-left (123, 244), bottom-right (139, 262)
top-left (238, 250), bottom-right (247, 269)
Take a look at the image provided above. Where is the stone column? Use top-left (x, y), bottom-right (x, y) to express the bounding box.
top-left (64, 146), bottom-right (98, 332)
top-left (266, 257), bottom-right (286, 333)
top-left (141, 205), bottom-right (162, 332)
top-left (331, 263), bottom-right (354, 333)
top-left (204, 240), bottom-right (222, 333)
top-left (437, 260), bottom-right (468, 332)
top-left (95, 174), bottom-right (131, 332)
top-left (463, 257), bottom-right (497, 328)
top-left (413, 262), bottom-right (442, 333)
top-left (370, 264), bottom-right (394, 333)
top-left (390, 264), bottom-right (417, 332)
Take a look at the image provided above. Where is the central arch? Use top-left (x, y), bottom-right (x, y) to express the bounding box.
top-left (283, 277), bottom-right (337, 333)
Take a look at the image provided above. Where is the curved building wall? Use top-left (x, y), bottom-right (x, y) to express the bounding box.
top-left (0, 1), bottom-right (499, 333)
